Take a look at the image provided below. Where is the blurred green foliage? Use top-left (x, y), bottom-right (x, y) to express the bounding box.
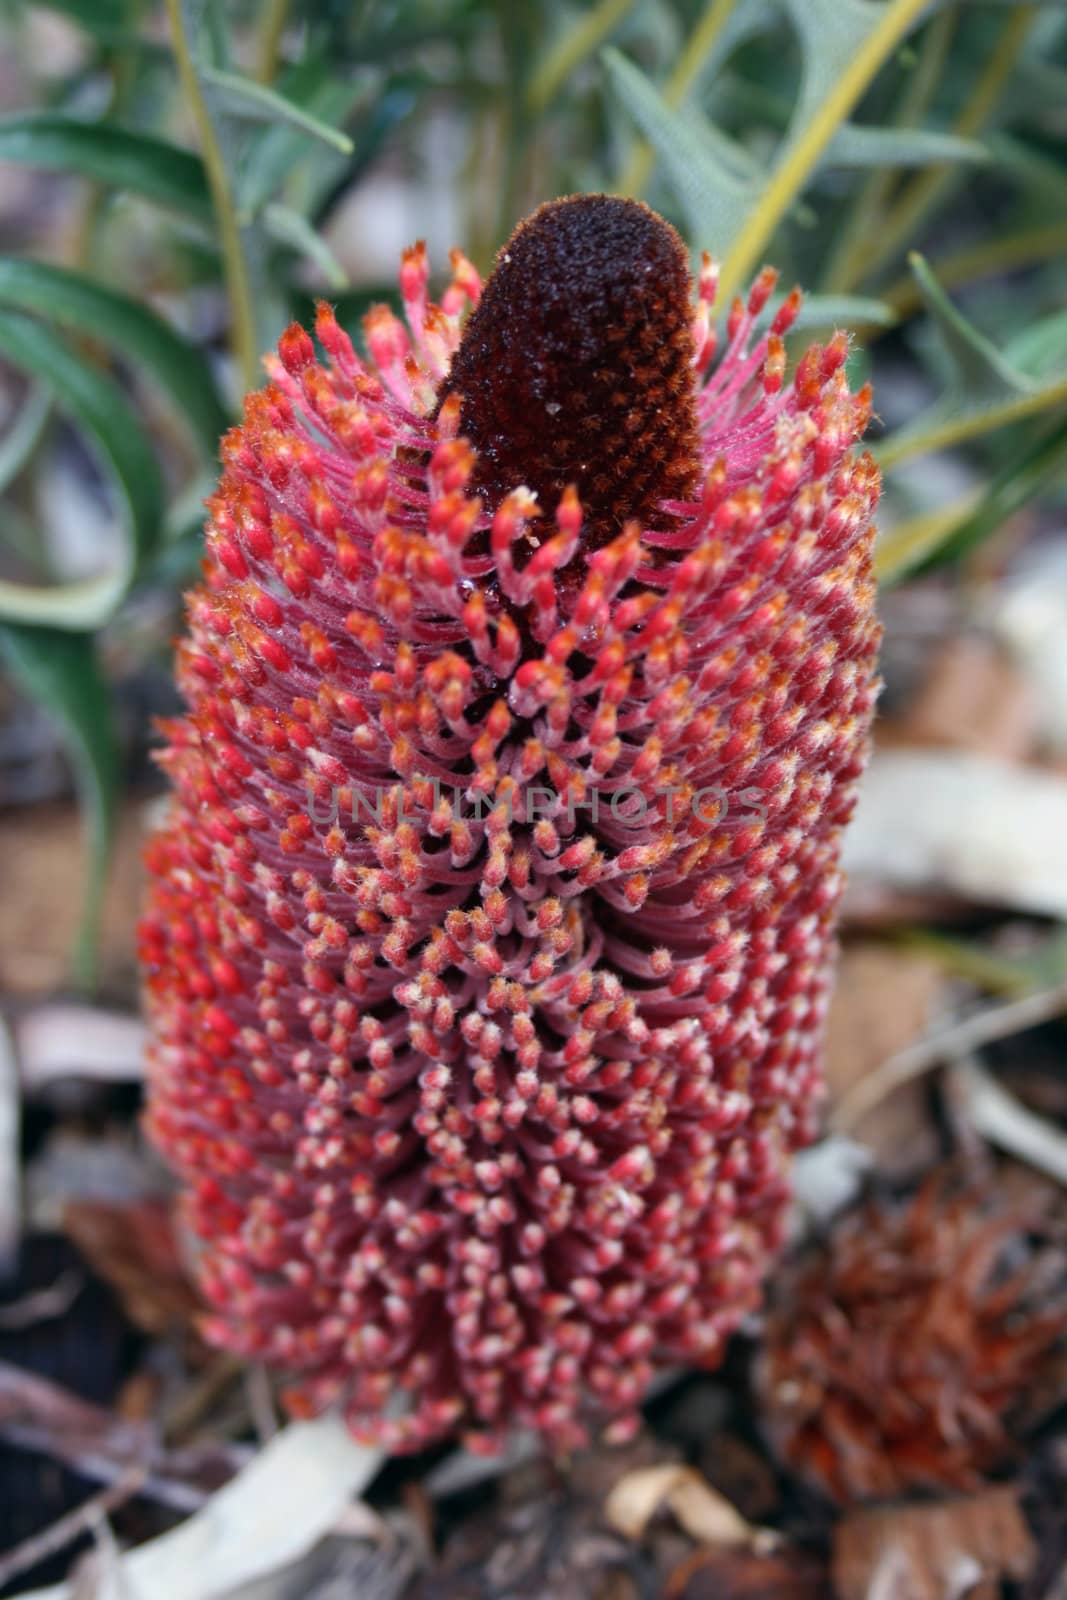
top-left (0, 0), bottom-right (1065, 984)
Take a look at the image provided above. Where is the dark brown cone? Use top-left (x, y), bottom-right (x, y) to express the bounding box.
top-left (436, 194), bottom-right (701, 543)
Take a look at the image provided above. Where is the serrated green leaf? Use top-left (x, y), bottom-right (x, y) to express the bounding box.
top-left (0, 309), bottom-right (164, 628)
top-left (603, 47), bottom-right (759, 252)
top-left (0, 258), bottom-right (228, 457)
top-left (0, 115), bottom-right (211, 223)
top-left (0, 381), bottom-right (50, 494)
top-left (875, 256), bottom-right (1067, 466)
top-left (0, 623), bottom-right (118, 990)
top-left (200, 65), bottom-right (355, 153)
top-left (825, 124), bottom-right (989, 168)
top-left (236, 56), bottom-right (371, 216)
top-left (609, 0), bottom-right (932, 291)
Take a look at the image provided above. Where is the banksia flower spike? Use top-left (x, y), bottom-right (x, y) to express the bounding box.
top-left (140, 195), bottom-right (880, 1453)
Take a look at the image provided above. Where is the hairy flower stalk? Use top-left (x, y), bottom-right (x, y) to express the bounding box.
top-left (140, 195), bottom-right (880, 1452)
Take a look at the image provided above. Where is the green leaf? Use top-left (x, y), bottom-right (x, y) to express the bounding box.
top-left (608, 0), bottom-right (932, 289)
top-left (0, 623), bottom-right (119, 990)
top-left (913, 414), bottom-right (1067, 575)
top-left (0, 309), bottom-right (165, 628)
top-left (7, 0), bottom-right (131, 42)
top-left (260, 204), bottom-right (349, 290)
top-left (784, 292), bottom-right (897, 330)
top-left (1004, 307), bottom-right (1067, 382)
top-left (235, 60), bottom-right (365, 216)
top-left (0, 114), bottom-right (211, 223)
top-left (0, 258), bottom-right (228, 458)
top-left (0, 381), bottom-right (50, 494)
top-left (200, 65), bottom-right (355, 154)
top-left (603, 47), bottom-right (759, 252)
top-left (825, 124), bottom-right (989, 168)
top-left (873, 253), bottom-right (1067, 466)
top-left (907, 250), bottom-right (1029, 403)
top-left (527, 0), bottom-right (641, 112)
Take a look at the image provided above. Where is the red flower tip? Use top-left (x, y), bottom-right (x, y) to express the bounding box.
top-left (140, 195), bottom-right (881, 1453)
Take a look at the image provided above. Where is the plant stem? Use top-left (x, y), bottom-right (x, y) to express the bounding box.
top-left (853, 5), bottom-right (1036, 287)
top-left (821, 5), bottom-right (957, 294)
top-left (875, 372), bottom-right (1067, 469)
top-left (526, 0), bottom-right (637, 113)
top-left (617, 0), bottom-right (737, 198)
top-left (878, 223), bottom-right (1067, 323)
top-left (165, 0), bottom-right (258, 395)
top-left (717, 0), bottom-right (930, 305)
top-left (257, 0), bottom-right (290, 83)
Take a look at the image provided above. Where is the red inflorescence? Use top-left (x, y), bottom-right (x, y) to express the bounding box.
top-left (140, 195), bottom-right (881, 1454)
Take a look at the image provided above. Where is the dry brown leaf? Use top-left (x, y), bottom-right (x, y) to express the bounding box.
top-left (880, 633), bottom-right (1036, 763)
top-left (63, 1197), bottom-right (202, 1344)
top-left (0, 801), bottom-right (146, 997)
top-left (823, 944), bottom-right (942, 1169)
top-left (833, 1485), bottom-right (1037, 1600)
top-left (605, 1463), bottom-right (778, 1551)
top-left (665, 1546), bottom-right (829, 1600)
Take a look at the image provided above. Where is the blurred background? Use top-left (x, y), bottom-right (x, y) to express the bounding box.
top-left (0, 2), bottom-right (1066, 1597)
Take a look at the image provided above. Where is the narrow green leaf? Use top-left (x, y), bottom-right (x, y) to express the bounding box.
top-left (237, 55), bottom-right (369, 216)
top-left (1004, 307), bottom-right (1067, 382)
top-left (0, 309), bottom-right (165, 628)
top-left (0, 381), bottom-right (50, 494)
top-left (261, 205), bottom-right (349, 290)
top-left (906, 251), bottom-right (1030, 404)
top-left (872, 252), bottom-right (1067, 465)
top-left (0, 114), bottom-right (211, 223)
top-left (0, 623), bottom-right (119, 990)
top-left (0, 258), bottom-right (228, 457)
top-left (527, 0), bottom-right (640, 112)
top-left (825, 124), bottom-right (989, 168)
top-left (201, 65), bottom-right (355, 153)
top-left (784, 293), bottom-right (897, 330)
top-left (912, 414), bottom-right (1067, 574)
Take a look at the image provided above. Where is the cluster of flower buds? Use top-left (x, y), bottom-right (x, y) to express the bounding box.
top-left (141, 195), bottom-right (880, 1452)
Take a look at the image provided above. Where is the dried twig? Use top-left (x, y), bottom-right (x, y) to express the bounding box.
top-left (833, 982), bottom-right (1067, 1133)
top-left (16, 1414), bottom-right (384, 1600)
top-left (951, 1056), bottom-right (1067, 1186)
top-left (0, 1361), bottom-right (250, 1512)
top-left (0, 1467), bottom-right (147, 1591)
top-left (0, 1267), bottom-right (84, 1330)
top-left (0, 1012), bottom-right (19, 1271)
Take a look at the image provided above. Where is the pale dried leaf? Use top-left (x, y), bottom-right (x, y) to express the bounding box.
top-left (16, 1004), bottom-right (146, 1089)
top-left (883, 633), bottom-right (1036, 762)
top-left (953, 1057), bottom-right (1067, 1186)
top-left (605, 1463), bottom-right (778, 1551)
top-left (17, 1414), bottom-right (384, 1600)
top-left (843, 750), bottom-right (1067, 918)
